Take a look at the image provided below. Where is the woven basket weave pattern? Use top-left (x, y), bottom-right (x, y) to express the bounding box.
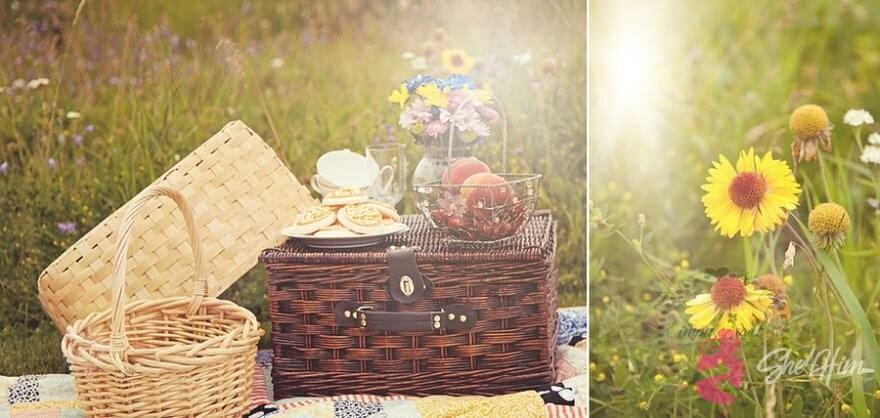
top-left (261, 212), bottom-right (558, 397)
top-left (40, 120), bottom-right (315, 331)
top-left (62, 186), bottom-right (263, 417)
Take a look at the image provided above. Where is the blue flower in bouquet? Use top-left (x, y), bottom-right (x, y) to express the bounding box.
top-left (441, 74), bottom-right (477, 90)
top-left (404, 74), bottom-right (440, 93)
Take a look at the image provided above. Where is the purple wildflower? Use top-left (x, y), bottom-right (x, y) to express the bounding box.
top-left (73, 134), bottom-right (84, 145)
top-left (85, 124), bottom-right (94, 133)
top-left (47, 158), bottom-right (57, 169)
top-left (0, 161), bottom-right (7, 174)
top-left (57, 222), bottom-right (77, 234)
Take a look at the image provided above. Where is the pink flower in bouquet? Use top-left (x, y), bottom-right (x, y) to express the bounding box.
top-left (399, 98), bottom-right (433, 129)
top-left (440, 104), bottom-right (479, 131)
top-left (447, 88), bottom-right (474, 108)
top-left (424, 120), bottom-right (449, 138)
top-left (477, 105), bottom-right (500, 124)
top-left (462, 119), bottom-right (491, 137)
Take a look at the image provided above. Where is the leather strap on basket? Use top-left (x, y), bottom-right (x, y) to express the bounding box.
top-left (386, 246), bottom-right (432, 304)
top-left (108, 185), bottom-right (205, 372)
top-left (335, 301), bottom-right (475, 332)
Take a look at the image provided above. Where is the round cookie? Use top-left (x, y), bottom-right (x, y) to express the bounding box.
top-left (322, 187), bottom-right (369, 206)
top-left (337, 203), bottom-right (385, 234)
top-left (365, 200), bottom-right (400, 221)
top-left (288, 205), bottom-right (337, 235)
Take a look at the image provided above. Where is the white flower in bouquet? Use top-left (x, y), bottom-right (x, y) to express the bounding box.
top-left (869, 132), bottom-right (880, 145)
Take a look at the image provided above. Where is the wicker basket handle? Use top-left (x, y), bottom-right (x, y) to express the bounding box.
top-left (108, 185), bottom-right (205, 362)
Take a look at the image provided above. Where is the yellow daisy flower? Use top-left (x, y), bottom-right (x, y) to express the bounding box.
top-left (415, 83), bottom-right (448, 107)
top-left (387, 84), bottom-right (409, 109)
top-left (685, 275), bottom-right (774, 335)
top-left (702, 148), bottom-right (801, 237)
top-left (441, 48), bottom-right (476, 74)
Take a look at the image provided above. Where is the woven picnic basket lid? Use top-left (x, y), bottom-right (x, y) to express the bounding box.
top-left (39, 120), bottom-right (316, 331)
top-left (260, 210), bottom-right (556, 265)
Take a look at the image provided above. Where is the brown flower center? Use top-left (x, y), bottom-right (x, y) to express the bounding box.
top-left (710, 276), bottom-right (747, 310)
top-left (728, 172), bottom-right (767, 209)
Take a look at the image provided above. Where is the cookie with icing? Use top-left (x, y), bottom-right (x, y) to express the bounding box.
top-left (337, 203), bottom-right (384, 234)
top-left (365, 200), bottom-right (401, 221)
top-left (288, 205), bottom-right (337, 235)
top-left (322, 187), bottom-right (369, 206)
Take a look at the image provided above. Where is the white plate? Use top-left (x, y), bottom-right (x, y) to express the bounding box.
top-left (281, 223), bottom-right (410, 248)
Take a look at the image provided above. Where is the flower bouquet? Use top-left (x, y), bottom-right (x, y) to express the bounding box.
top-left (388, 74), bottom-right (500, 184)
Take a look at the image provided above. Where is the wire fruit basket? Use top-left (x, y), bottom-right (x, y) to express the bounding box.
top-left (413, 94), bottom-right (542, 245)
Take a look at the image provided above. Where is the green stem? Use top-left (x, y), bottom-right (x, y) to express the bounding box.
top-left (818, 152), bottom-right (835, 202)
top-left (743, 235), bottom-right (756, 278)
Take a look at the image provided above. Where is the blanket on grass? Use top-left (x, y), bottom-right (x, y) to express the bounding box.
top-left (2, 308), bottom-right (585, 418)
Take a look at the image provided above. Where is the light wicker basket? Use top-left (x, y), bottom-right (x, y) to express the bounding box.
top-left (39, 120), bottom-right (316, 331)
top-left (62, 186), bottom-right (263, 418)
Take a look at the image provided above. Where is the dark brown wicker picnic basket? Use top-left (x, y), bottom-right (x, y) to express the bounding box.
top-left (260, 211), bottom-right (558, 398)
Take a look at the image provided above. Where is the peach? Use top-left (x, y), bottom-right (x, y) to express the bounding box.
top-left (460, 172), bottom-right (512, 207)
top-left (442, 157), bottom-right (490, 191)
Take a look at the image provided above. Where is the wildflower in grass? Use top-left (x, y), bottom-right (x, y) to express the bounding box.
top-left (861, 145), bottom-right (880, 164)
top-left (539, 57), bottom-right (558, 76)
top-left (415, 83), bottom-right (449, 107)
top-left (85, 124), bottom-right (94, 133)
top-left (56, 222), bottom-right (76, 234)
top-left (789, 104), bottom-right (832, 162)
top-left (66, 111), bottom-right (81, 119)
top-left (421, 41), bottom-right (437, 58)
top-left (0, 161), bottom-right (7, 174)
top-left (271, 57), bottom-right (283, 69)
top-left (441, 48), bottom-right (475, 74)
top-left (513, 51), bottom-right (533, 65)
top-left (654, 374), bottom-right (666, 383)
top-left (754, 274), bottom-right (790, 320)
top-left (638, 401), bottom-right (650, 411)
top-left (387, 83), bottom-right (409, 110)
top-left (808, 202), bottom-right (850, 249)
top-left (73, 134), bottom-right (84, 146)
top-left (841, 403), bottom-right (851, 414)
top-left (11, 79), bottom-right (25, 89)
top-left (844, 109), bottom-right (874, 126)
top-left (702, 148), bottom-right (801, 237)
top-left (26, 78), bottom-right (49, 89)
top-left (595, 372), bottom-right (605, 382)
top-left (47, 158), bottom-right (57, 170)
top-left (783, 241), bottom-right (796, 270)
top-left (695, 329), bottom-right (743, 405)
top-left (409, 56), bottom-right (428, 71)
top-left (432, 27), bottom-right (447, 43)
top-left (685, 275), bottom-right (773, 335)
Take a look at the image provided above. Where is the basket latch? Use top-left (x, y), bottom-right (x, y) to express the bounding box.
top-left (386, 245), bottom-right (432, 304)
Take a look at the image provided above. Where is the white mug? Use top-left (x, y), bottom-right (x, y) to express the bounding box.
top-left (311, 149), bottom-right (394, 196)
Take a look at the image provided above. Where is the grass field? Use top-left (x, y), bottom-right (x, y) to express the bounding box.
top-left (0, 1), bottom-right (585, 375)
top-left (591, 1), bottom-right (880, 416)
